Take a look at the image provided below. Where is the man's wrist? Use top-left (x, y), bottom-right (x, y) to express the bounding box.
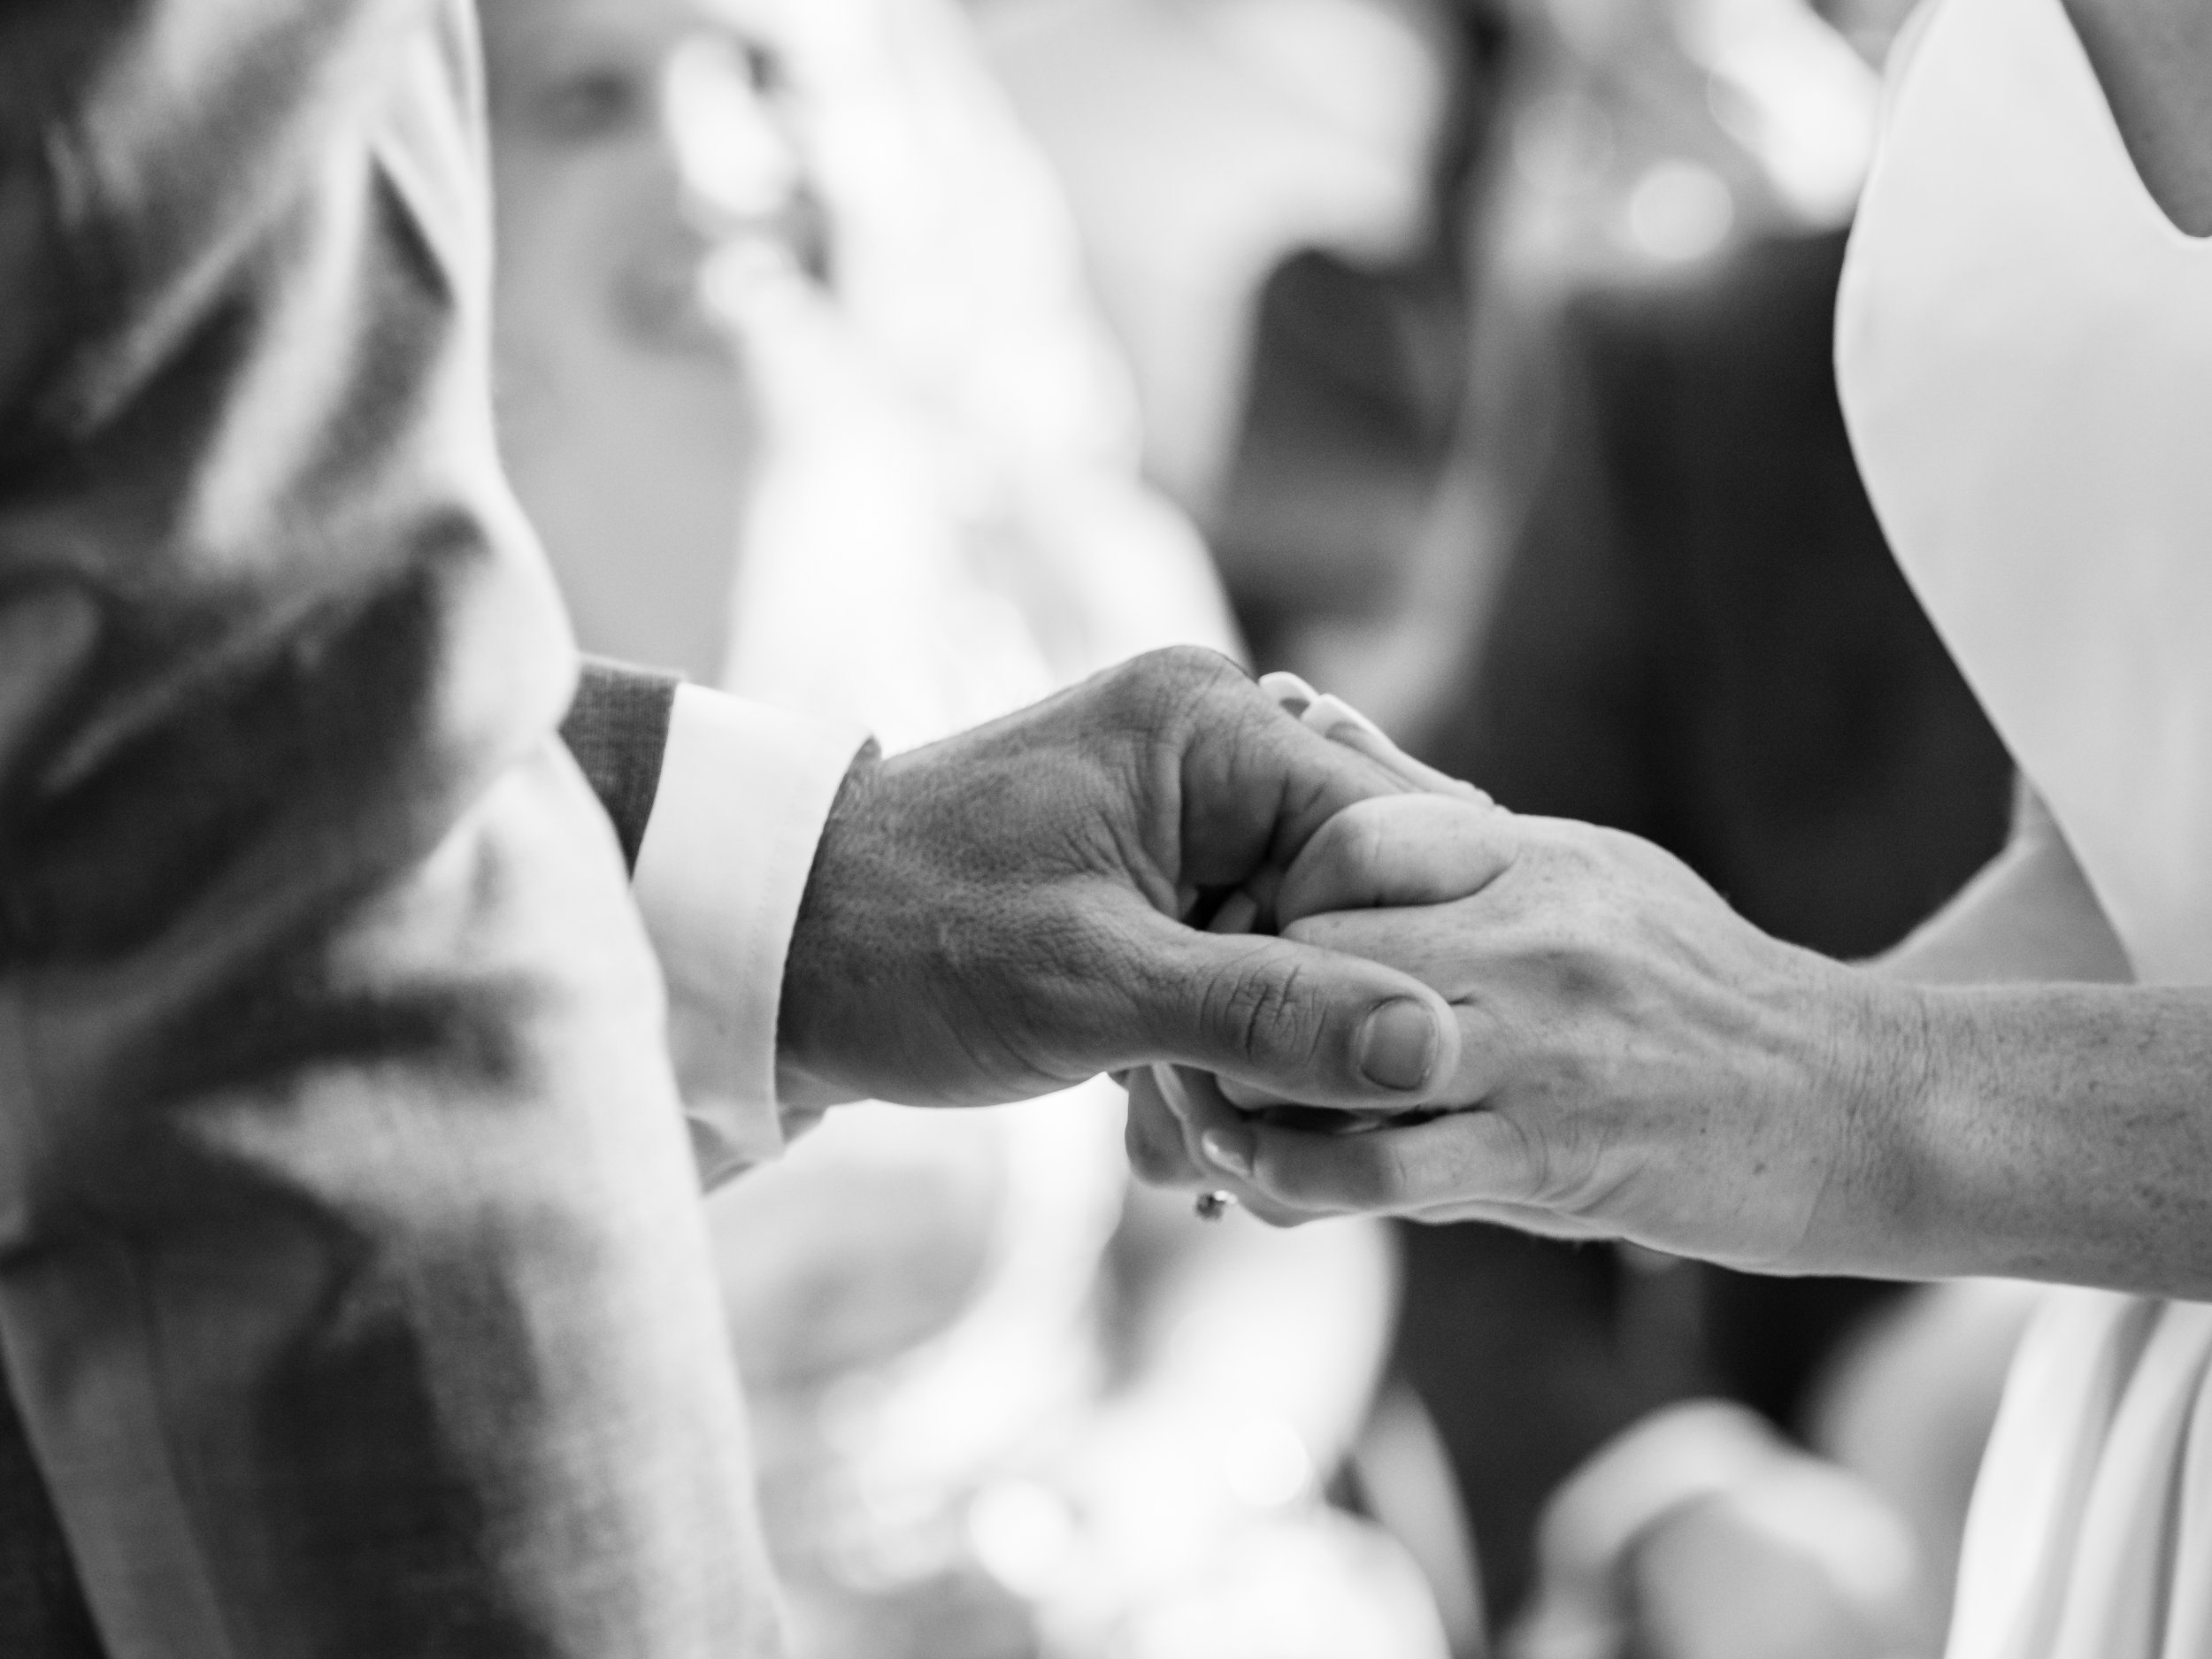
top-left (774, 742), bottom-right (882, 1110)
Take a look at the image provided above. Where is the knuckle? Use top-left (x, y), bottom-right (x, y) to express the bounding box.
top-left (1324, 799), bottom-right (1389, 886)
top-left (1152, 641), bottom-right (1239, 683)
top-left (1359, 1133), bottom-right (1419, 1210)
top-left (1206, 957), bottom-right (1323, 1071)
top-left (1089, 648), bottom-right (1250, 764)
top-left (1506, 1109), bottom-right (1602, 1214)
top-left (1116, 645), bottom-right (1240, 717)
top-left (1504, 1117), bottom-right (1561, 1206)
top-left (1352, 810), bottom-right (1398, 892)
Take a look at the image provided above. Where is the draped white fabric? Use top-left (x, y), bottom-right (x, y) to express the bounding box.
top-left (1837, 0), bottom-right (2212, 1651)
top-left (1838, 0), bottom-right (2212, 989)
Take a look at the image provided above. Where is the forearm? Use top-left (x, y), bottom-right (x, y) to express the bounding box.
top-left (1869, 976), bottom-right (2212, 1295)
top-left (1849, 787), bottom-right (2212, 1291)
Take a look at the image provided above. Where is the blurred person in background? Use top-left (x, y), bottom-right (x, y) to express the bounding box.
top-left (1202, 0), bottom-right (1508, 680)
top-left (979, 0), bottom-right (1466, 567)
top-left (1333, 0), bottom-right (1888, 734)
top-left (482, 1), bottom-right (1446, 1655)
top-left (1248, 0), bottom-right (2038, 1654)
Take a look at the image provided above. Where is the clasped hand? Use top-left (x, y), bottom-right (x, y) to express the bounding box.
top-left (777, 646), bottom-right (1924, 1279)
top-left (1130, 764), bottom-right (1926, 1280)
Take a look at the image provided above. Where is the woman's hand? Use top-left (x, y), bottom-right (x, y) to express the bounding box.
top-left (1130, 728), bottom-right (2212, 1296)
top-left (1149, 794), bottom-right (1935, 1278)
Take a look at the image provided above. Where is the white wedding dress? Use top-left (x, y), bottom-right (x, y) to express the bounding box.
top-left (1836, 0), bottom-right (2212, 1651)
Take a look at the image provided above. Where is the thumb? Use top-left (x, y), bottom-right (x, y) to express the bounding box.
top-left (1125, 912), bottom-right (1461, 1108)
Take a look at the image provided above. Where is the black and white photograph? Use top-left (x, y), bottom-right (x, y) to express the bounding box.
top-left (2, 0), bottom-right (2208, 1655)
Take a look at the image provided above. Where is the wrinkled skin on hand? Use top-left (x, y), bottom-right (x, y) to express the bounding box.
top-left (774, 648), bottom-right (1464, 1114)
top-left (1135, 793), bottom-right (1927, 1279)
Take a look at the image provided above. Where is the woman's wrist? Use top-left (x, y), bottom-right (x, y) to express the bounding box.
top-left (1848, 979), bottom-right (2147, 1287)
top-left (1799, 962), bottom-right (1950, 1279)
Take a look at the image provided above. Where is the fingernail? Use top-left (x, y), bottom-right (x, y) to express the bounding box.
top-left (1357, 1000), bottom-right (1440, 1092)
top-left (1202, 1128), bottom-right (1254, 1179)
top-left (1209, 888), bottom-right (1261, 935)
top-left (1305, 693), bottom-right (1384, 740)
top-left (1258, 670), bottom-right (1318, 715)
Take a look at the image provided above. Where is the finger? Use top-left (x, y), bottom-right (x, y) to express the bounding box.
top-left (1122, 1067), bottom-right (1325, 1226)
top-left (1217, 1074), bottom-right (1293, 1111)
top-left (1257, 670), bottom-right (1321, 716)
top-left (1207, 887), bottom-right (1262, 936)
top-left (1278, 795), bottom-right (1518, 927)
top-left (1249, 670), bottom-right (1477, 800)
top-left (1299, 695), bottom-right (1494, 805)
top-left (1141, 1064), bottom-right (1251, 1188)
top-left (1177, 1071), bottom-right (1327, 1230)
top-left (1122, 1065), bottom-right (1213, 1189)
top-left (1251, 964), bottom-right (1513, 1113)
top-left (1175, 673), bottom-right (1415, 891)
top-left (1403, 1199), bottom-right (1618, 1240)
top-left (1241, 1110), bottom-right (1546, 1217)
top-left (1217, 1074), bottom-right (1455, 1126)
top-left (1126, 914), bottom-right (1463, 1107)
top-left (1204, 866), bottom-right (1279, 936)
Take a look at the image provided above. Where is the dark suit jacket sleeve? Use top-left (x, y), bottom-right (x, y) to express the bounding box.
top-left (563, 659), bottom-right (681, 873)
top-left (0, 8), bottom-right (780, 1655)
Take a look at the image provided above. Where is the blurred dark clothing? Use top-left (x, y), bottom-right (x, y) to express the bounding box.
top-left (1212, 0), bottom-right (1511, 666)
top-left (1215, 250), bottom-right (1471, 657)
top-left (1398, 227), bottom-right (2015, 1625)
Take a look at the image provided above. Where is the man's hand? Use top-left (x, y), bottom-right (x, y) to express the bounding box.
top-left (773, 648), bottom-right (1462, 1111)
top-left (1148, 792), bottom-right (1928, 1276)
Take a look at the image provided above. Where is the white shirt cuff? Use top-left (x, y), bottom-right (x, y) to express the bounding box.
top-left (632, 683), bottom-right (870, 1187)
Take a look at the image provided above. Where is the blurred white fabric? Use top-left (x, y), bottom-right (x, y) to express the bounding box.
top-left (708, 0), bottom-right (1239, 750)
